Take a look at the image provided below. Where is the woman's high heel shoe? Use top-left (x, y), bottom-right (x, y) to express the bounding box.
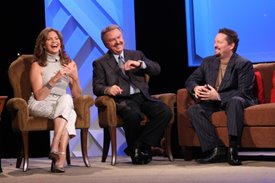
top-left (49, 151), bottom-right (60, 161)
top-left (52, 164), bottom-right (65, 173)
top-left (50, 160), bottom-right (55, 172)
top-left (50, 151), bottom-right (66, 173)
top-left (49, 150), bottom-right (60, 173)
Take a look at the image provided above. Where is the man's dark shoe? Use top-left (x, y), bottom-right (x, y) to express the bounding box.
top-left (131, 148), bottom-right (152, 165)
top-left (196, 147), bottom-right (227, 164)
top-left (228, 147), bottom-right (242, 166)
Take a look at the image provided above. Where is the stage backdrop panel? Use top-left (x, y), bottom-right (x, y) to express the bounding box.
top-left (186, 0), bottom-right (275, 67)
top-left (44, 0), bottom-right (135, 157)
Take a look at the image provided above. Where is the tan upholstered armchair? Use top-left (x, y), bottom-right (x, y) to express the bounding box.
top-left (95, 78), bottom-right (176, 166)
top-left (6, 54), bottom-right (94, 171)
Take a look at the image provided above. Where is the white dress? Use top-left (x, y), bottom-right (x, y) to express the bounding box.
top-left (28, 54), bottom-right (76, 137)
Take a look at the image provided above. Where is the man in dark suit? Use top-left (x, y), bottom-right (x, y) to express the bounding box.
top-left (185, 28), bottom-right (258, 166)
top-left (92, 24), bottom-right (172, 165)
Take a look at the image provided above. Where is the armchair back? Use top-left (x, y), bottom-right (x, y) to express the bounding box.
top-left (8, 54), bottom-right (34, 101)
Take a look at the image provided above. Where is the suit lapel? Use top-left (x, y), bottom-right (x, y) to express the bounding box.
top-left (209, 58), bottom-right (220, 86)
top-left (106, 51), bottom-right (129, 79)
top-left (106, 51), bottom-right (117, 68)
top-left (219, 54), bottom-right (237, 90)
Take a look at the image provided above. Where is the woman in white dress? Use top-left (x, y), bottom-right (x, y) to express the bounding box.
top-left (28, 27), bottom-right (82, 173)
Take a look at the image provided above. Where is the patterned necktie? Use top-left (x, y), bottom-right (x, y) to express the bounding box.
top-left (118, 55), bottom-right (125, 74)
top-left (118, 55), bottom-right (140, 94)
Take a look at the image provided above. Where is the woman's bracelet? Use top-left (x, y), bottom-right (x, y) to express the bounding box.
top-left (45, 82), bottom-right (53, 90)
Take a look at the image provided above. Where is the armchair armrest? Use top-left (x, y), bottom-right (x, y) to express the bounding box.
top-left (176, 88), bottom-right (196, 112)
top-left (6, 97), bottom-right (29, 131)
top-left (152, 93), bottom-right (176, 108)
top-left (73, 95), bottom-right (94, 129)
top-left (177, 88), bottom-right (196, 130)
top-left (95, 95), bottom-right (119, 127)
top-left (152, 93), bottom-right (176, 124)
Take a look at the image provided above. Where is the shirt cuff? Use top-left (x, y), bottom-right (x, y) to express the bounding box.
top-left (138, 60), bottom-right (146, 69)
top-left (104, 87), bottom-right (110, 95)
top-left (217, 93), bottom-right (221, 101)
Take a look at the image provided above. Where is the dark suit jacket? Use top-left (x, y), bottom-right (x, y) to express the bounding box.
top-left (185, 53), bottom-right (258, 105)
top-left (92, 49), bottom-right (160, 101)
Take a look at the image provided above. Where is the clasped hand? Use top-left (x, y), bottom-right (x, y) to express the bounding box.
top-left (105, 60), bottom-right (141, 96)
top-left (124, 60), bottom-right (141, 71)
top-left (53, 64), bottom-right (77, 83)
top-left (194, 84), bottom-right (219, 101)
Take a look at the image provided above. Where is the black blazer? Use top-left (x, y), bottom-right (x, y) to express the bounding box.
top-left (185, 53), bottom-right (258, 105)
top-left (92, 49), bottom-right (160, 100)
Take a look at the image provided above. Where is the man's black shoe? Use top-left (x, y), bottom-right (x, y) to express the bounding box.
top-left (196, 147), bottom-right (227, 164)
top-left (131, 148), bottom-right (152, 165)
top-left (228, 147), bottom-right (242, 166)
